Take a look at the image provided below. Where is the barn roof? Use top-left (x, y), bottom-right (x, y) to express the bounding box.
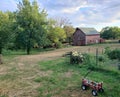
top-left (79, 27), bottom-right (99, 35)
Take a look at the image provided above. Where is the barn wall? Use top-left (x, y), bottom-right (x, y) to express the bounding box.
top-left (73, 29), bottom-right (86, 46)
top-left (86, 35), bottom-right (100, 44)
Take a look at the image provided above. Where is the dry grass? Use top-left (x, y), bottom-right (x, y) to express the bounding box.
top-left (0, 43), bottom-right (120, 97)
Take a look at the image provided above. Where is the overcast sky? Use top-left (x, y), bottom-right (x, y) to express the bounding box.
top-left (0, 0), bottom-right (120, 31)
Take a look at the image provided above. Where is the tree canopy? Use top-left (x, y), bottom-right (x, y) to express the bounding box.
top-left (0, 11), bottom-right (14, 64)
top-left (100, 26), bottom-right (120, 39)
top-left (16, 0), bottom-right (48, 54)
top-left (63, 25), bottom-right (75, 44)
top-left (0, 11), bottom-right (14, 54)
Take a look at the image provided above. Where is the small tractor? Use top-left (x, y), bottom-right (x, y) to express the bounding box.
top-left (81, 78), bottom-right (104, 96)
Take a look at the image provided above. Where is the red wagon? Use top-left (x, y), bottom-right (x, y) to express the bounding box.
top-left (81, 78), bottom-right (104, 96)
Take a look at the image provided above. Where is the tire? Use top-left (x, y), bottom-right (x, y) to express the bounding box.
top-left (99, 88), bottom-right (104, 93)
top-left (81, 85), bottom-right (87, 90)
top-left (92, 90), bottom-right (97, 96)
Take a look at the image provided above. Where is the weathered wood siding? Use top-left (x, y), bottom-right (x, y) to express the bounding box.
top-left (73, 29), bottom-right (86, 46)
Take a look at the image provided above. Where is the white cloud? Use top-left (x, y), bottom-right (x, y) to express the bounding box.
top-left (61, 6), bottom-right (83, 14)
top-left (34, 0), bottom-right (120, 30)
top-left (0, 0), bottom-right (120, 31)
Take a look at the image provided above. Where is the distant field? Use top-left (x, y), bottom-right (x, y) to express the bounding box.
top-left (0, 43), bottom-right (120, 97)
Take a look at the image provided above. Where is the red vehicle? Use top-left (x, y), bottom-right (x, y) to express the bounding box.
top-left (81, 78), bottom-right (104, 96)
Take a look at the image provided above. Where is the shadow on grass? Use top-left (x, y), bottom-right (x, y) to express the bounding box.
top-left (2, 48), bottom-right (55, 56)
top-left (88, 66), bottom-right (120, 79)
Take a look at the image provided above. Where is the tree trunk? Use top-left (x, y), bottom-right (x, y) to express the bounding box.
top-left (0, 54), bottom-right (2, 64)
top-left (27, 46), bottom-right (30, 55)
top-left (0, 48), bottom-right (2, 64)
top-left (26, 39), bottom-right (31, 55)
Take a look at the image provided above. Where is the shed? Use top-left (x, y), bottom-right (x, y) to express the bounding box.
top-left (73, 27), bottom-right (101, 46)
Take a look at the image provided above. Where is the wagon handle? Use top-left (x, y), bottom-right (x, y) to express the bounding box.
top-left (83, 70), bottom-right (92, 78)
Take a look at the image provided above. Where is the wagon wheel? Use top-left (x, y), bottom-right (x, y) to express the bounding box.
top-left (81, 85), bottom-right (87, 90)
top-left (99, 88), bottom-right (104, 93)
top-left (92, 90), bottom-right (97, 96)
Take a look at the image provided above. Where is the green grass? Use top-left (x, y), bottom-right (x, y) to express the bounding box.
top-left (2, 48), bottom-right (55, 61)
top-left (0, 74), bottom-right (17, 81)
top-left (2, 48), bottom-right (55, 56)
top-left (35, 57), bottom-right (120, 97)
top-left (0, 95), bottom-right (8, 97)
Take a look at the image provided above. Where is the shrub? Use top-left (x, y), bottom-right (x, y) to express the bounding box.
top-left (107, 49), bottom-right (120, 60)
top-left (104, 46), bottom-right (111, 55)
top-left (55, 42), bottom-right (63, 48)
top-left (82, 53), bottom-right (96, 66)
top-left (118, 64), bottom-right (120, 70)
top-left (119, 40), bottom-right (120, 43)
top-left (70, 51), bottom-right (84, 64)
top-left (98, 55), bottom-right (106, 62)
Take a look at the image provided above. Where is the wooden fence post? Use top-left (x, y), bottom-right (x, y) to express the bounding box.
top-left (96, 48), bottom-right (98, 66)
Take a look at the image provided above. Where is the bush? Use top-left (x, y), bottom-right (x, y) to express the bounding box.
top-left (119, 40), bottom-right (120, 43)
top-left (55, 42), bottom-right (63, 48)
top-left (107, 49), bottom-right (120, 60)
top-left (98, 55), bottom-right (106, 62)
top-left (82, 53), bottom-right (96, 66)
top-left (104, 46), bottom-right (111, 55)
top-left (118, 64), bottom-right (120, 70)
top-left (70, 51), bottom-right (84, 64)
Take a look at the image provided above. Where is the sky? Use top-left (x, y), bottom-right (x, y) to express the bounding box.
top-left (0, 0), bottom-right (120, 31)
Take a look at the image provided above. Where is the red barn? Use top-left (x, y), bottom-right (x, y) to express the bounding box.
top-left (73, 27), bottom-right (101, 46)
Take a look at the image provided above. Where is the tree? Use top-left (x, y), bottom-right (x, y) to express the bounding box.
top-left (16, 0), bottom-right (48, 54)
top-left (0, 11), bottom-right (13, 64)
top-left (46, 18), bottom-right (67, 48)
top-left (100, 27), bottom-right (113, 39)
top-left (100, 26), bottom-right (120, 39)
top-left (5, 12), bottom-right (17, 50)
top-left (63, 25), bottom-right (75, 44)
top-left (47, 26), bottom-right (66, 48)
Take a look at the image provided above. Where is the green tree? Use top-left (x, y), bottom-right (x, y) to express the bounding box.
top-left (0, 11), bottom-right (13, 64)
top-left (101, 26), bottom-right (120, 39)
top-left (16, 0), bottom-right (48, 54)
top-left (47, 26), bottom-right (66, 47)
top-left (63, 25), bottom-right (75, 44)
top-left (46, 18), bottom-right (67, 48)
top-left (47, 21), bottom-right (65, 46)
top-left (5, 12), bottom-right (17, 50)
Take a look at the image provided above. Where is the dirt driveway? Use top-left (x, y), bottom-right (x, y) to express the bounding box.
top-left (15, 45), bottom-right (106, 64)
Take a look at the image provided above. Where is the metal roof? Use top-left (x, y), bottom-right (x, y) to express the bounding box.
top-left (79, 27), bottom-right (100, 35)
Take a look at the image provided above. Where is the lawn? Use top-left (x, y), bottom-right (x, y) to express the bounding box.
top-left (0, 43), bottom-right (120, 97)
top-left (35, 57), bottom-right (120, 97)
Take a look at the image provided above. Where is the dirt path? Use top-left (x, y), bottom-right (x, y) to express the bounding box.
top-left (15, 46), bottom-right (105, 64)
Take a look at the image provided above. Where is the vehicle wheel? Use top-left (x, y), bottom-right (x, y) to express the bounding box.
top-left (92, 90), bottom-right (97, 96)
top-left (99, 88), bottom-right (104, 93)
top-left (81, 85), bottom-right (87, 90)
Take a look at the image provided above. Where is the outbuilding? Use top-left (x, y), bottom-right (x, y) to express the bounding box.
top-left (73, 27), bottom-right (101, 46)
